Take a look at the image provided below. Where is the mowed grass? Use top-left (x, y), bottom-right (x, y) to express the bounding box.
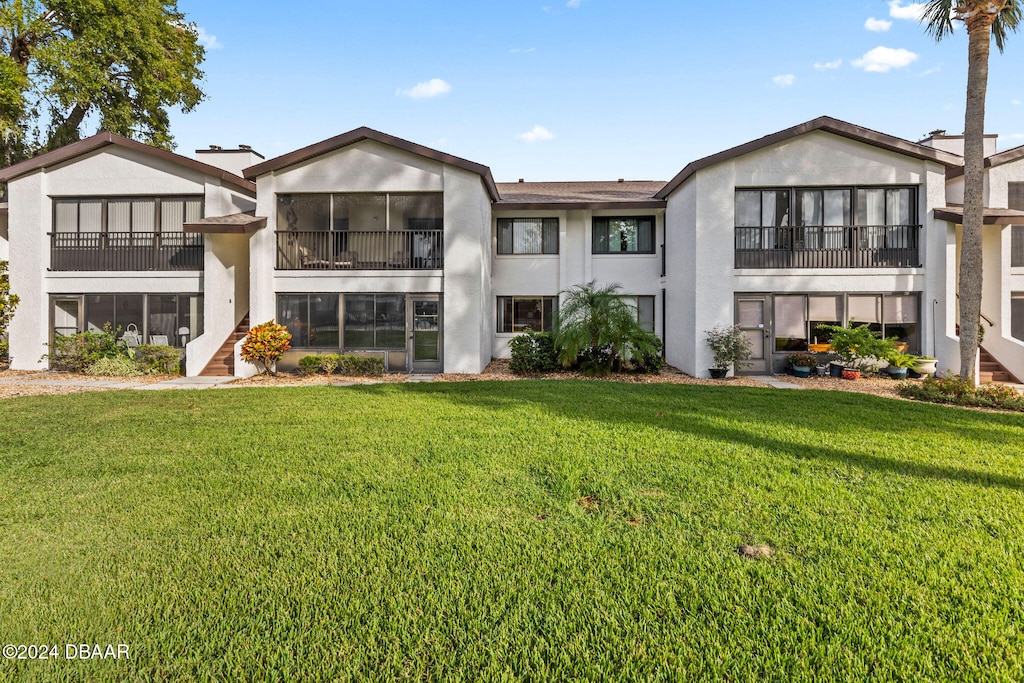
top-left (0, 382), bottom-right (1023, 682)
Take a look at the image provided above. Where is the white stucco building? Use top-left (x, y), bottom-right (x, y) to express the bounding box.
top-left (1, 117), bottom-right (1021, 383)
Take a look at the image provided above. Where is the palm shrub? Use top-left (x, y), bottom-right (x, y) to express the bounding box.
top-left (240, 320), bottom-right (292, 376)
top-left (554, 281), bottom-right (660, 375)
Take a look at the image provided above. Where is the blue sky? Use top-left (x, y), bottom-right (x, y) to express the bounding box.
top-left (168, 0), bottom-right (1024, 182)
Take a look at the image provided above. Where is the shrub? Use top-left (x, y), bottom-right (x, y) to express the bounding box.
top-left (818, 323), bottom-right (896, 371)
top-left (336, 354), bottom-right (385, 376)
top-left (508, 330), bottom-right (558, 374)
top-left (704, 324), bottom-right (752, 371)
top-left (898, 376), bottom-right (1024, 412)
top-left (48, 325), bottom-right (127, 371)
top-left (786, 352), bottom-right (817, 368)
top-left (134, 344), bottom-right (181, 374)
top-left (629, 332), bottom-right (664, 374)
top-left (0, 260), bottom-right (18, 360)
top-left (298, 355), bottom-right (322, 375)
top-left (84, 356), bottom-right (142, 377)
top-left (240, 320), bottom-right (292, 376)
top-left (320, 354), bottom-right (340, 375)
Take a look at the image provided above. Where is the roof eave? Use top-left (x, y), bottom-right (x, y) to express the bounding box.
top-left (493, 200), bottom-right (666, 211)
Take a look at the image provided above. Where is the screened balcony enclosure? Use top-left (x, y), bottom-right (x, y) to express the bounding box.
top-left (734, 187), bottom-right (921, 269)
top-left (49, 197), bottom-right (204, 271)
top-left (276, 192), bottom-right (444, 270)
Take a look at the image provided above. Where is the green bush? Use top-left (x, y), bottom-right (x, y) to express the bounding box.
top-left (84, 356), bottom-right (143, 377)
top-left (898, 376), bottom-right (1024, 412)
top-left (297, 353), bottom-right (385, 376)
top-left (134, 344), bottom-right (181, 374)
top-left (48, 325), bottom-right (127, 371)
top-left (298, 355), bottom-right (322, 375)
top-left (629, 332), bottom-right (664, 374)
top-left (508, 330), bottom-right (558, 374)
top-left (336, 354), bottom-right (384, 376)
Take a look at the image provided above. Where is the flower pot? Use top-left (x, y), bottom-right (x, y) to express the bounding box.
top-left (829, 362), bottom-right (844, 378)
top-left (816, 365), bottom-right (827, 377)
top-left (841, 369), bottom-right (860, 380)
top-left (886, 366), bottom-right (908, 380)
top-left (912, 358), bottom-right (937, 378)
top-left (792, 366), bottom-right (811, 378)
top-left (709, 368), bottom-right (728, 379)
top-left (907, 369), bottom-right (921, 379)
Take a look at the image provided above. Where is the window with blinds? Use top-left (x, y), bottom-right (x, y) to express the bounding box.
top-left (52, 197), bottom-right (203, 234)
top-left (497, 218), bottom-right (558, 254)
top-left (1010, 182), bottom-right (1024, 267)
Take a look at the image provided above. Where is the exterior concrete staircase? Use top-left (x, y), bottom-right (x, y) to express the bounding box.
top-left (199, 314), bottom-right (249, 377)
top-left (979, 347), bottom-right (1020, 385)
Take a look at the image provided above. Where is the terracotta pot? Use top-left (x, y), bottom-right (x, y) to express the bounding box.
top-left (841, 369), bottom-right (860, 380)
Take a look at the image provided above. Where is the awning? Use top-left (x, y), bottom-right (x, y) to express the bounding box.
top-left (183, 211), bottom-right (267, 234)
top-left (934, 205), bottom-right (1024, 225)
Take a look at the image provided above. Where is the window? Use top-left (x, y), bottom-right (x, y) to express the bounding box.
top-left (277, 193), bottom-right (443, 232)
top-left (770, 293), bottom-right (919, 353)
top-left (53, 196), bottom-right (202, 235)
top-left (344, 294), bottom-right (405, 349)
top-left (1012, 293), bottom-right (1024, 342)
top-left (278, 294), bottom-right (340, 348)
top-left (620, 295), bottom-right (655, 332)
top-left (55, 294), bottom-right (202, 347)
top-left (1011, 183), bottom-right (1024, 267)
top-left (497, 296), bottom-right (557, 333)
top-left (592, 217), bottom-right (655, 254)
top-left (497, 218), bottom-right (558, 254)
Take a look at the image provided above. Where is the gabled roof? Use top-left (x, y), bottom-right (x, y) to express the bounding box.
top-left (946, 142), bottom-right (1024, 179)
top-left (654, 116), bottom-right (964, 200)
top-left (243, 127), bottom-right (500, 201)
top-left (0, 132), bottom-right (256, 195)
top-left (494, 180), bottom-right (666, 210)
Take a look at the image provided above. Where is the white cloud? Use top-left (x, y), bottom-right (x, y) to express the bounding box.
top-left (509, 47), bottom-right (536, 54)
top-left (517, 125), bottom-right (554, 143)
top-left (566, 0), bottom-right (583, 7)
top-left (888, 1), bottom-right (927, 20)
top-left (396, 78), bottom-right (452, 100)
top-left (814, 59), bottom-right (842, 70)
top-left (772, 74), bottom-right (796, 87)
top-left (865, 17), bottom-right (893, 32)
top-left (852, 46), bottom-right (919, 72)
top-left (195, 26), bottom-right (222, 50)
top-left (1010, 133), bottom-right (1024, 140)
top-left (1013, 99), bottom-right (1022, 105)
top-left (919, 64), bottom-right (942, 76)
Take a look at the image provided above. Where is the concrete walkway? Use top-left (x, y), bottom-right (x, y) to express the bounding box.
top-left (747, 375), bottom-right (805, 390)
top-left (136, 376), bottom-right (238, 391)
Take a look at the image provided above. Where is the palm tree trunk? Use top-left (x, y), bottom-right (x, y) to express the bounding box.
top-left (957, 13), bottom-right (994, 380)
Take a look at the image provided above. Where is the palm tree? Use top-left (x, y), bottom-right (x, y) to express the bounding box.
top-left (922, 1), bottom-right (1020, 379)
top-left (554, 281), bottom-right (657, 373)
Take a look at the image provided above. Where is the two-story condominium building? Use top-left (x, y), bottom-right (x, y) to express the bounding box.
top-left (1, 116), bottom-right (1022, 383)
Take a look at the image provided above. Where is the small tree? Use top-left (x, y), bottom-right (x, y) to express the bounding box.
top-left (704, 324), bottom-right (752, 373)
top-left (0, 260), bottom-right (19, 359)
top-left (240, 320), bottom-right (292, 376)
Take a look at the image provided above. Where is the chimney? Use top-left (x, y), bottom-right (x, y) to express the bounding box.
top-left (195, 145), bottom-right (266, 176)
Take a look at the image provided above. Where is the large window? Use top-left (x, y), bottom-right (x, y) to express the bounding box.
top-left (277, 294), bottom-right (340, 348)
top-left (275, 294), bottom-right (409, 350)
top-left (497, 296), bottom-right (557, 333)
top-left (772, 293), bottom-right (919, 353)
top-left (52, 294), bottom-right (203, 347)
top-left (277, 193), bottom-right (443, 232)
top-left (1011, 182), bottom-right (1024, 267)
top-left (497, 218), bottom-right (558, 254)
top-left (54, 196), bottom-right (202, 235)
top-left (592, 217), bottom-right (655, 254)
top-left (344, 294), bottom-right (406, 349)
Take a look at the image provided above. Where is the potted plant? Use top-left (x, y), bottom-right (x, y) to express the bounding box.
top-left (819, 323), bottom-right (897, 379)
top-left (786, 352), bottom-right (817, 378)
top-left (912, 356), bottom-right (938, 378)
top-left (885, 351), bottom-right (919, 379)
top-left (704, 324), bottom-right (752, 379)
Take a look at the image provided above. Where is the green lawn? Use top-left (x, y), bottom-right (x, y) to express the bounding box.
top-left (1, 381), bottom-right (1023, 681)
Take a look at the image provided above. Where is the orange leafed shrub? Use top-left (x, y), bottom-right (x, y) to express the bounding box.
top-left (240, 320), bottom-right (292, 376)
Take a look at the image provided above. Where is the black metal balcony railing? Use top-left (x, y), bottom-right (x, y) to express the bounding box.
top-left (49, 232), bottom-right (204, 271)
top-left (734, 225), bottom-right (921, 269)
top-left (276, 230), bottom-right (444, 270)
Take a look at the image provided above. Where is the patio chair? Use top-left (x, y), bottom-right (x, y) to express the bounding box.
top-left (298, 245), bottom-right (330, 268)
top-left (336, 250), bottom-right (359, 268)
top-left (388, 250), bottom-right (410, 269)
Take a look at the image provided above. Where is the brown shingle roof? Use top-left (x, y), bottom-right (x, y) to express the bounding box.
top-left (0, 132), bottom-right (256, 195)
top-left (243, 127), bottom-right (500, 201)
top-left (494, 181), bottom-right (666, 210)
top-left (947, 141), bottom-right (1024, 179)
top-left (655, 116), bottom-right (964, 200)
top-left (934, 204), bottom-right (1024, 225)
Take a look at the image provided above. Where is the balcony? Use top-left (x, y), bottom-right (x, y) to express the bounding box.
top-left (49, 232), bottom-right (204, 271)
top-left (276, 230), bottom-right (444, 270)
top-left (734, 225), bottom-right (921, 269)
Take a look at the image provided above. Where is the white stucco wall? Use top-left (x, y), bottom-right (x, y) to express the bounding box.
top-left (185, 233), bottom-right (251, 376)
top-left (666, 130), bottom-right (955, 376)
top-left (0, 212), bottom-right (9, 261)
top-left (5, 144), bottom-right (255, 370)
